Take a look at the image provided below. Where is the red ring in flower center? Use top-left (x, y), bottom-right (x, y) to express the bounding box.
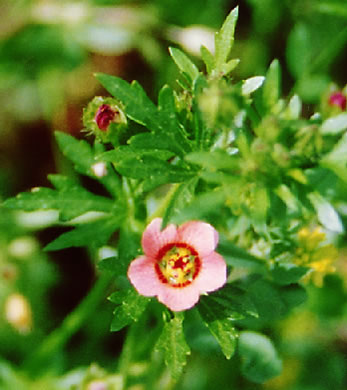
top-left (155, 243), bottom-right (201, 288)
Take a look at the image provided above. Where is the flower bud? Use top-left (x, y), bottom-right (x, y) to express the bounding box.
top-left (91, 162), bottom-right (107, 178)
top-left (5, 293), bottom-right (32, 334)
top-left (328, 91), bottom-right (346, 111)
top-left (83, 97), bottom-right (127, 144)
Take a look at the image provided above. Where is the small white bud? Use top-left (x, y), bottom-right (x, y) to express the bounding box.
top-left (91, 162), bottom-right (107, 178)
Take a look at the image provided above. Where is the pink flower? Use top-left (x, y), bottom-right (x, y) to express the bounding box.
top-left (127, 218), bottom-right (227, 311)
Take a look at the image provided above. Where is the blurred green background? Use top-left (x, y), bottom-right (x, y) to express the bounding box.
top-left (0, 1), bottom-right (346, 389)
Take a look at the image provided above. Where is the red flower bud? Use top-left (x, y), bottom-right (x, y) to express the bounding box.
top-left (95, 104), bottom-right (116, 131)
top-left (328, 91), bottom-right (346, 110)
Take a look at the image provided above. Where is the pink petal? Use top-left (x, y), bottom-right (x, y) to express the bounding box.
top-left (127, 256), bottom-right (162, 297)
top-left (157, 284), bottom-right (201, 311)
top-left (142, 218), bottom-right (177, 258)
top-left (177, 221), bottom-right (219, 257)
top-left (194, 252), bottom-right (227, 293)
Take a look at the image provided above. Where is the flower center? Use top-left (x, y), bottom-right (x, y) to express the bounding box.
top-left (155, 243), bottom-right (201, 288)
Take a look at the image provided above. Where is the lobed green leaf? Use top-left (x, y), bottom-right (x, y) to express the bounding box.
top-left (44, 216), bottom-right (121, 251)
top-left (3, 177), bottom-right (114, 221)
top-left (155, 313), bottom-right (191, 380)
top-left (109, 288), bottom-right (149, 332)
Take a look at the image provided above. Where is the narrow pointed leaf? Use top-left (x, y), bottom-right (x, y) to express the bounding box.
top-left (200, 45), bottom-right (214, 74)
top-left (263, 59), bottom-right (281, 110)
top-left (169, 47), bottom-right (199, 83)
top-left (214, 6), bottom-right (239, 69)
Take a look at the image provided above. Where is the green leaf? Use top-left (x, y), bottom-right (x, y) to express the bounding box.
top-left (279, 284), bottom-right (307, 311)
top-left (271, 263), bottom-right (309, 285)
top-left (274, 184), bottom-right (300, 213)
top-left (109, 288), bottom-right (149, 332)
top-left (155, 313), bottom-right (191, 380)
top-left (44, 216), bottom-right (121, 251)
top-left (218, 238), bottom-right (267, 271)
top-left (308, 192), bottom-right (344, 233)
top-left (113, 154), bottom-right (194, 182)
top-left (198, 284), bottom-right (258, 321)
top-left (200, 45), bottom-right (214, 74)
top-left (100, 146), bottom-right (174, 163)
top-left (171, 189), bottom-right (226, 223)
top-left (312, 2), bottom-right (347, 18)
top-left (247, 279), bottom-right (287, 321)
top-left (98, 256), bottom-right (128, 275)
top-left (214, 6), bottom-right (239, 71)
top-left (321, 132), bottom-right (347, 182)
top-left (169, 47), bottom-right (199, 83)
top-left (286, 23), bottom-right (311, 79)
top-left (55, 132), bottom-right (121, 197)
top-left (162, 178), bottom-right (198, 228)
top-left (3, 176), bottom-right (114, 221)
top-left (55, 131), bottom-right (94, 176)
top-left (238, 331), bottom-right (282, 383)
top-left (186, 149), bottom-right (239, 171)
top-left (129, 133), bottom-right (176, 151)
top-left (220, 58), bottom-right (240, 76)
top-left (263, 59), bottom-right (281, 110)
top-left (321, 113), bottom-right (347, 135)
top-left (198, 300), bottom-right (238, 359)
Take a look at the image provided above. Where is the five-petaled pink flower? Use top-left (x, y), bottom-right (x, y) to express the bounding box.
top-left (127, 218), bottom-right (227, 311)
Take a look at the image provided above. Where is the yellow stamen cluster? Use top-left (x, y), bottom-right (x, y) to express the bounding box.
top-left (156, 244), bottom-right (200, 287)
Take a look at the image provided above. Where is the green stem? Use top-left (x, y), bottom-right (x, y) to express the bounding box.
top-left (22, 273), bottom-right (113, 374)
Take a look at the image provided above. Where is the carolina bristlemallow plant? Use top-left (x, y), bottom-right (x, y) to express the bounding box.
top-left (3, 6), bottom-right (346, 388)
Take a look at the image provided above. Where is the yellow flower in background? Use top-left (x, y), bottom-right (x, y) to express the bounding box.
top-left (294, 226), bottom-right (338, 287)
